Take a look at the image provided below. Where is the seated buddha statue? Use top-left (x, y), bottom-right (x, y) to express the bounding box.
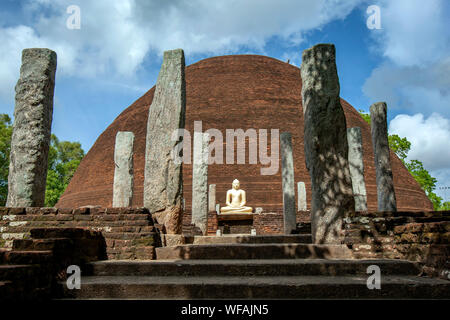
top-left (220, 179), bottom-right (253, 214)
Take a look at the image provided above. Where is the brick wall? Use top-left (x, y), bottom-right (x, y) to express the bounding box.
top-left (207, 211), bottom-right (218, 235)
top-left (186, 209), bottom-right (311, 235)
top-left (343, 211), bottom-right (450, 279)
top-left (253, 210), bottom-right (310, 234)
top-left (0, 228), bottom-right (106, 301)
top-left (0, 207), bottom-right (160, 260)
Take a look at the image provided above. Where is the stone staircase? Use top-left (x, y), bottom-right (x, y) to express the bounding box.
top-left (0, 228), bottom-right (105, 301)
top-left (61, 234), bottom-right (450, 299)
top-left (0, 249), bottom-right (54, 300)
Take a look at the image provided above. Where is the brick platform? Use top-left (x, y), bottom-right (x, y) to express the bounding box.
top-left (0, 207), bottom-right (159, 260)
top-left (343, 211), bottom-right (450, 279)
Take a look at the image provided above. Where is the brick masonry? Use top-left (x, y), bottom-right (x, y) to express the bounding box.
top-left (253, 210), bottom-right (310, 235)
top-left (343, 211), bottom-right (450, 279)
top-left (56, 55), bottom-right (433, 213)
top-left (0, 228), bottom-right (106, 301)
top-left (1, 206), bottom-right (448, 279)
top-left (0, 207), bottom-right (159, 260)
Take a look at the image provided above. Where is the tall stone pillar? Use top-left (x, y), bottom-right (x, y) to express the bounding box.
top-left (301, 43), bottom-right (355, 244)
top-left (347, 127), bottom-right (368, 211)
top-left (208, 184), bottom-right (216, 212)
top-left (144, 49), bottom-right (186, 234)
top-left (297, 182), bottom-right (307, 211)
top-left (113, 131), bottom-right (134, 207)
top-left (192, 132), bottom-right (209, 235)
top-left (370, 102), bottom-right (397, 211)
top-left (7, 48), bottom-right (57, 207)
top-left (281, 132), bottom-right (296, 235)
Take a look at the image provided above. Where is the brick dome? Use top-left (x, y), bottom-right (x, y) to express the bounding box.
top-left (56, 55), bottom-right (433, 212)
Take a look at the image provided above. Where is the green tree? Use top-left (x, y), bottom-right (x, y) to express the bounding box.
top-left (45, 134), bottom-right (84, 206)
top-left (0, 113), bottom-right (84, 206)
top-left (387, 134), bottom-right (411, 164)
top-left (358, 109), bottom-right (371, 125)
top-left (439, 202), bottom-right (450, 210)
top-left (405, 160), bottom-right (442, 209)
top-left (358, 110), bottom-right (443, 210)
top-left (0, 114), bottom-right (13, 205)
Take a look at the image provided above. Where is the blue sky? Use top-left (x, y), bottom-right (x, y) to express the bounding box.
top-left (0, 0), bottom-right (449, 200)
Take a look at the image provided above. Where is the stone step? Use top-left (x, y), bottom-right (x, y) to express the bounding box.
top-left (62, 275), bottom-right (450, 299)
top-left (0, 281), bottom-right (12, 297)
top-left (155, 243), bottom-right (353, 260)
top-left (84, 259), bottom-right (420, 277)
top-left (163, 234), bottom-right (312, 246)
top-left (29, 228), bottom-right (100, 240)
top-left (0, 264), bottom-right (53, 293)
top-left (0, 250), bottom-right (53, 265)
top-left (12, 238), bottom-right (73, 251)
top-left (0, 264), bottom-right (36, 281)
top-left (191, 234), bottom-right (312, 245)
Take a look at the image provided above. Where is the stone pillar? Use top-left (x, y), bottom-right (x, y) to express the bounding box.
top-left (301, 43), bottom-right (355, 244)
top-left (192, 132), bottom-right (209, 235)
top-left (370, 102), bottom-right (397, 211)
top-left (281, 132), bottom-right (296, 235)
top-left (143, 49), bottom-right (186, 234)
top-left (297, 182), bottom-right (307, 211)
top-left (6, 48), bottom-right (57, 207)
top-left (208, 184), bottom-right (216, 212)
top-left (347, 127), bottom-right (368, 211)
top-left (112, 131), bottom-right (134, 207)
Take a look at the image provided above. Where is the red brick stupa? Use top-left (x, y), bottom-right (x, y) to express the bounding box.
top-left (56, 55), bottom-right (432, 213)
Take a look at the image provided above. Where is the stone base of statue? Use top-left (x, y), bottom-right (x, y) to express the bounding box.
top-left (218, 212), bottom-right (254, 221)
top-left (220, 207), bottom-right (253, 214)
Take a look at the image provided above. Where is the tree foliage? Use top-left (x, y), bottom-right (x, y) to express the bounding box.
top-left (405, 159), bottom-right (442, 209)
top-left (388, 134), bottom-right (411, 164)
top-left (358, 109), bottom-right (371, 125)
top-left (45, 134), bottom-right (84, 207)
top-left (0, 113), bottom-right (84, 206)
top-left (0, 115), bottom-right (12, 205)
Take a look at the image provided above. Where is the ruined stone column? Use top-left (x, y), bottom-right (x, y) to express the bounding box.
top-left (301, 43), bottom-right (355, 244)
top-left (370, 102), bottom-right (397, 211)
top-left (208, 184), bottom-right (216, 212)
top-left (347, 127), bottom-right (368, 211)
top-left (144, 49), bottom-right (186, 234)
top-left (297, 182), bottom-right (307, 211)
top-left (192, 132), bottom-right (209, 235)
top-left (7, 48), bottom-right (57, 207)
top-left (281, 132), bottom-right (296, 235)
top-left (113, 131), bottom-right (134, 207)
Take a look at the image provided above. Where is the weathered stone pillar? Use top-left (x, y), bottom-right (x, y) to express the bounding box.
top-left (370, 102), bottom-right (397, 211)
top-left (6, 48), bottom-right (57, 207)
top-left (301, 43), bottom-right (355, 244)
top-left (297, 182), bottom-right (307, 211)
top-left (143, 49), bottom-right (186, 234)
top-left (281, 132), bottom-right (296, 234)
top-left (347, 127), bottom-right (368, 211)
top-left (208, 184), bottom-right (216, 212)
top-left (192, 132), bottom-right (209, 235)
top-left (112, 131), bottom-right (134, 207)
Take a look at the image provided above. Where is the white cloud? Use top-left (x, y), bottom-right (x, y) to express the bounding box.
top-left (389, 112), bottom-right (450, 199)
top-left (363, 0), bottom-right (450, 115)
top-left (375, 0), bottom-right (448, 67)
top-left (0, 0), bottom-right (365, 102)
top-left (364, 0), bottom-right (450, 191)
top-left (363, 59), bottom-right (450, 116)
top-left (389, 113), bottom-right (450, 171)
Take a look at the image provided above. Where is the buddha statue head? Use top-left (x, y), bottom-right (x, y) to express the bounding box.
top-left (232, 179), bottom-right (240, 190)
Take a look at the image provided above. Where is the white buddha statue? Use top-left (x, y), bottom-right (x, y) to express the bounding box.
top-left (220, 179), bottom-right (253, 214)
